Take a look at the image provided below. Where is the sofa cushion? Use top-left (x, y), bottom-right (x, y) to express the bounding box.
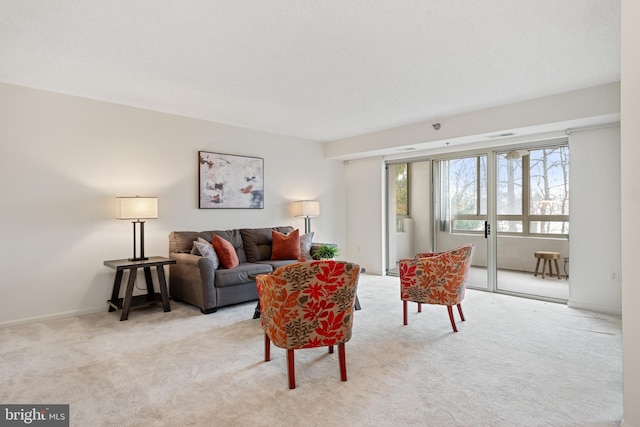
top-left (299, 232), bottom-right (314, 260)
top-left (271, 229), bottom-right (301, 260)
top-left (211, 229), bottom-right (247, 263)
top-left (255, 259), bottom-right (298, 270)
top-left (214, 263), bottom-right (272, 288)
top-left (213, 235), bottom-right (240, 269)
top-left (192, 238), bottom-right (220, 269)
top-left (241, 226), bottom-right (294, 262)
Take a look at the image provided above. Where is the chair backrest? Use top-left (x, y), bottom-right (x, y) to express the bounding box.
top-left (400, 244), bottom-right (475, 305)
top-left (257, 260), bottom-right (361, 350)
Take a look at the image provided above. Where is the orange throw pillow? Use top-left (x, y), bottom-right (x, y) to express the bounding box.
top-left (213, 235), bottom-right (240, 269)
top-left (271, 229), bottom-right (301, 260)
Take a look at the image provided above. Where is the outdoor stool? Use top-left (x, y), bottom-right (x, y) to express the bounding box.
top-left (534, 251), bottom-right (562, 279)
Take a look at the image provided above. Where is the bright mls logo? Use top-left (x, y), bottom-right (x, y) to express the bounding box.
top-left (0, 405), bottom-right (68, 426)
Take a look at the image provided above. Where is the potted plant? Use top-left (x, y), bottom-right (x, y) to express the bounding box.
top-left (312, 244), bottom-right (340, 260)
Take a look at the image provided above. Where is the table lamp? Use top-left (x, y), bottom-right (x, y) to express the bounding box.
top-left (116, 196), bottom-right (158, 261)
top-left (292, 200), bottom-right (319, 234)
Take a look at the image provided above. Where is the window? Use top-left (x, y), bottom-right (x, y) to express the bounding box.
top-left (441, 144), bottom-right (569, 237)
top-left (447, 155), bottom-right (487, 232)
top-left (394, 163), bottom-right (408, 232)
top-left (527, 147), bottom-right (569, 235)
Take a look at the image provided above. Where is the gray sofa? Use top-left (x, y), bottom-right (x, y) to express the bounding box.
top-left (168, 226), bottom-right (307, 314)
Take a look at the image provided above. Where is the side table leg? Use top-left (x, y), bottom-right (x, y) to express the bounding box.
top-left (109, 270), bottom-right (124, 312)
top-left (156, 265), bottom-right (171, 313)
top-left (143, 267), bottom-right (154, 301)
top-left (121, 268), bottom-right (137, 321)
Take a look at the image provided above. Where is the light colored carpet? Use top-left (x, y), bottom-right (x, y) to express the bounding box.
top-left (0, 274), bottom-right (622, 426)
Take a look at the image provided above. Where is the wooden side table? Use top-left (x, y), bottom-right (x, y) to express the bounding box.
top-left (103, 256), bottom-right (176, 321)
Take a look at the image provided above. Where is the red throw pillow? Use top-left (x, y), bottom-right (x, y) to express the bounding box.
top-left (271, 229), bottom-right (301, 260)
top-left (213, 235), bottom-right (240, 269)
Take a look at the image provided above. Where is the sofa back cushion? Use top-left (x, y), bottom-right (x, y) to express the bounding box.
top-left (241, 226), bottom-right (294, 262)
top-left (271, 229), bottom-right (301, 260)
top-left (169, 231), bottom-right (212, 253)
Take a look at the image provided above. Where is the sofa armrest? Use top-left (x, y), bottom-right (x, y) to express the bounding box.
top-left (169, 252), bottom-right (218, 312)
top-left (170, 252), bottom-right (200, 265)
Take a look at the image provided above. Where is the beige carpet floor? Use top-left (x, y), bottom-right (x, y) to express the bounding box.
top-left (0, 274), bottom-right (623, 426)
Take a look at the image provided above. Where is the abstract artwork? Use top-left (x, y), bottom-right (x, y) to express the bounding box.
top-left (199, 151), bottom-right (264, 209)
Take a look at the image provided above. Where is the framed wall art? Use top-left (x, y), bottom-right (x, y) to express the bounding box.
top-left (198, 151), bottom-right (264, 209)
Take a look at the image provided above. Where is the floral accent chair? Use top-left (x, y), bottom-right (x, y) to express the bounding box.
top-left (256, 260), bottom-right (361, 389)
top-left (399, 244), bottom-right (475, 332)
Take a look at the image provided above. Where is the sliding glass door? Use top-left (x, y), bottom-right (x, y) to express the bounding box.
top-left (389, 140), bottom-right (570, 302)
top-left (433, 154), bottom-right (490, 290)
top-left (494, 145), bottom-right (569, 300)
top-left (386, 160), bottom-right (431, 275)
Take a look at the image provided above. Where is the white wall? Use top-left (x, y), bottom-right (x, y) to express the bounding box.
top-left (344, 158), bottom-right (385, 274)
top-left (621, 0), bottom-right (640, 425)
top-left (0, 83), bottom-right (346, 326)
top-left (568, 127), bottom-right (621, 314)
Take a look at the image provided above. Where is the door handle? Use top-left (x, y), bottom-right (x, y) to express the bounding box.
top-left (484, 221), bottom-right (490, 239)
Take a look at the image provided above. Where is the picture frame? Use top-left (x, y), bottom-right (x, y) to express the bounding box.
top-left (198, 151), bottom-right (264, 209)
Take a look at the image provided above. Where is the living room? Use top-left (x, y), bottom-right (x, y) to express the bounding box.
top-left (1, 2), bottom-right (639, 426)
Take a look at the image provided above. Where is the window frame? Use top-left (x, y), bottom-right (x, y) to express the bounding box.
top-left (445, 143), bottom-right (569, 237)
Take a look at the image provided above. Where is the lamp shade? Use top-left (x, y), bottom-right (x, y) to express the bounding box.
top-left (292, 200), bottom-right (320, 218)
top-left (116, 197), bottom-right (158, 220)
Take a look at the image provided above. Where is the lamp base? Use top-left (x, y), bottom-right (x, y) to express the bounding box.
top-left (129, 220), bottom-right (148, 262)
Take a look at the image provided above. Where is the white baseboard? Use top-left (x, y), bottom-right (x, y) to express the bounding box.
top-left (567, 299), bottom-right (622, 316)
top-left (0, 306), bottom-right (106, 329)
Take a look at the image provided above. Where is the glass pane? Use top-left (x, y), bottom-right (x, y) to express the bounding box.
top-left (529, 147), bottom-right (570, 215)
top-left (530, 221), bottom-right (569, 235)
top-left (497, 220), bottom-right (523, 233)
top-left (453, 219), bottom-right (484, 232)
top-left (497, 153), bottom-right (523, 215)
top-left (449, 157), bottom-right (477, 215)
top-left (395, 164), bottom-right (408, 216)
top-left (479, 156), bottom-right (487, 214)
top-left (447, 156), bottom-right (487, 215)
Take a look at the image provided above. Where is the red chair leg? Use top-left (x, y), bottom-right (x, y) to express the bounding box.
top-left (338, 343), bottom-right (347, 381)
top-left (287, 349), bottom-right (295, 389)
top-left (457, 303), bottom-right (465, 322)
top-left (403, 300), bottom-right (408, 325)
top-left (417, 302), bottom-right (422, 313)
top-left (447, 305), bottom-right (458, 332)
top-left (328, 345), bottom-right (334, 354)
top-left (264, 333), bottom-right (271, 362)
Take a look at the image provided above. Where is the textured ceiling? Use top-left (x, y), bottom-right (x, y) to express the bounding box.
top-left (0, 0), bottom-right (620, 141)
